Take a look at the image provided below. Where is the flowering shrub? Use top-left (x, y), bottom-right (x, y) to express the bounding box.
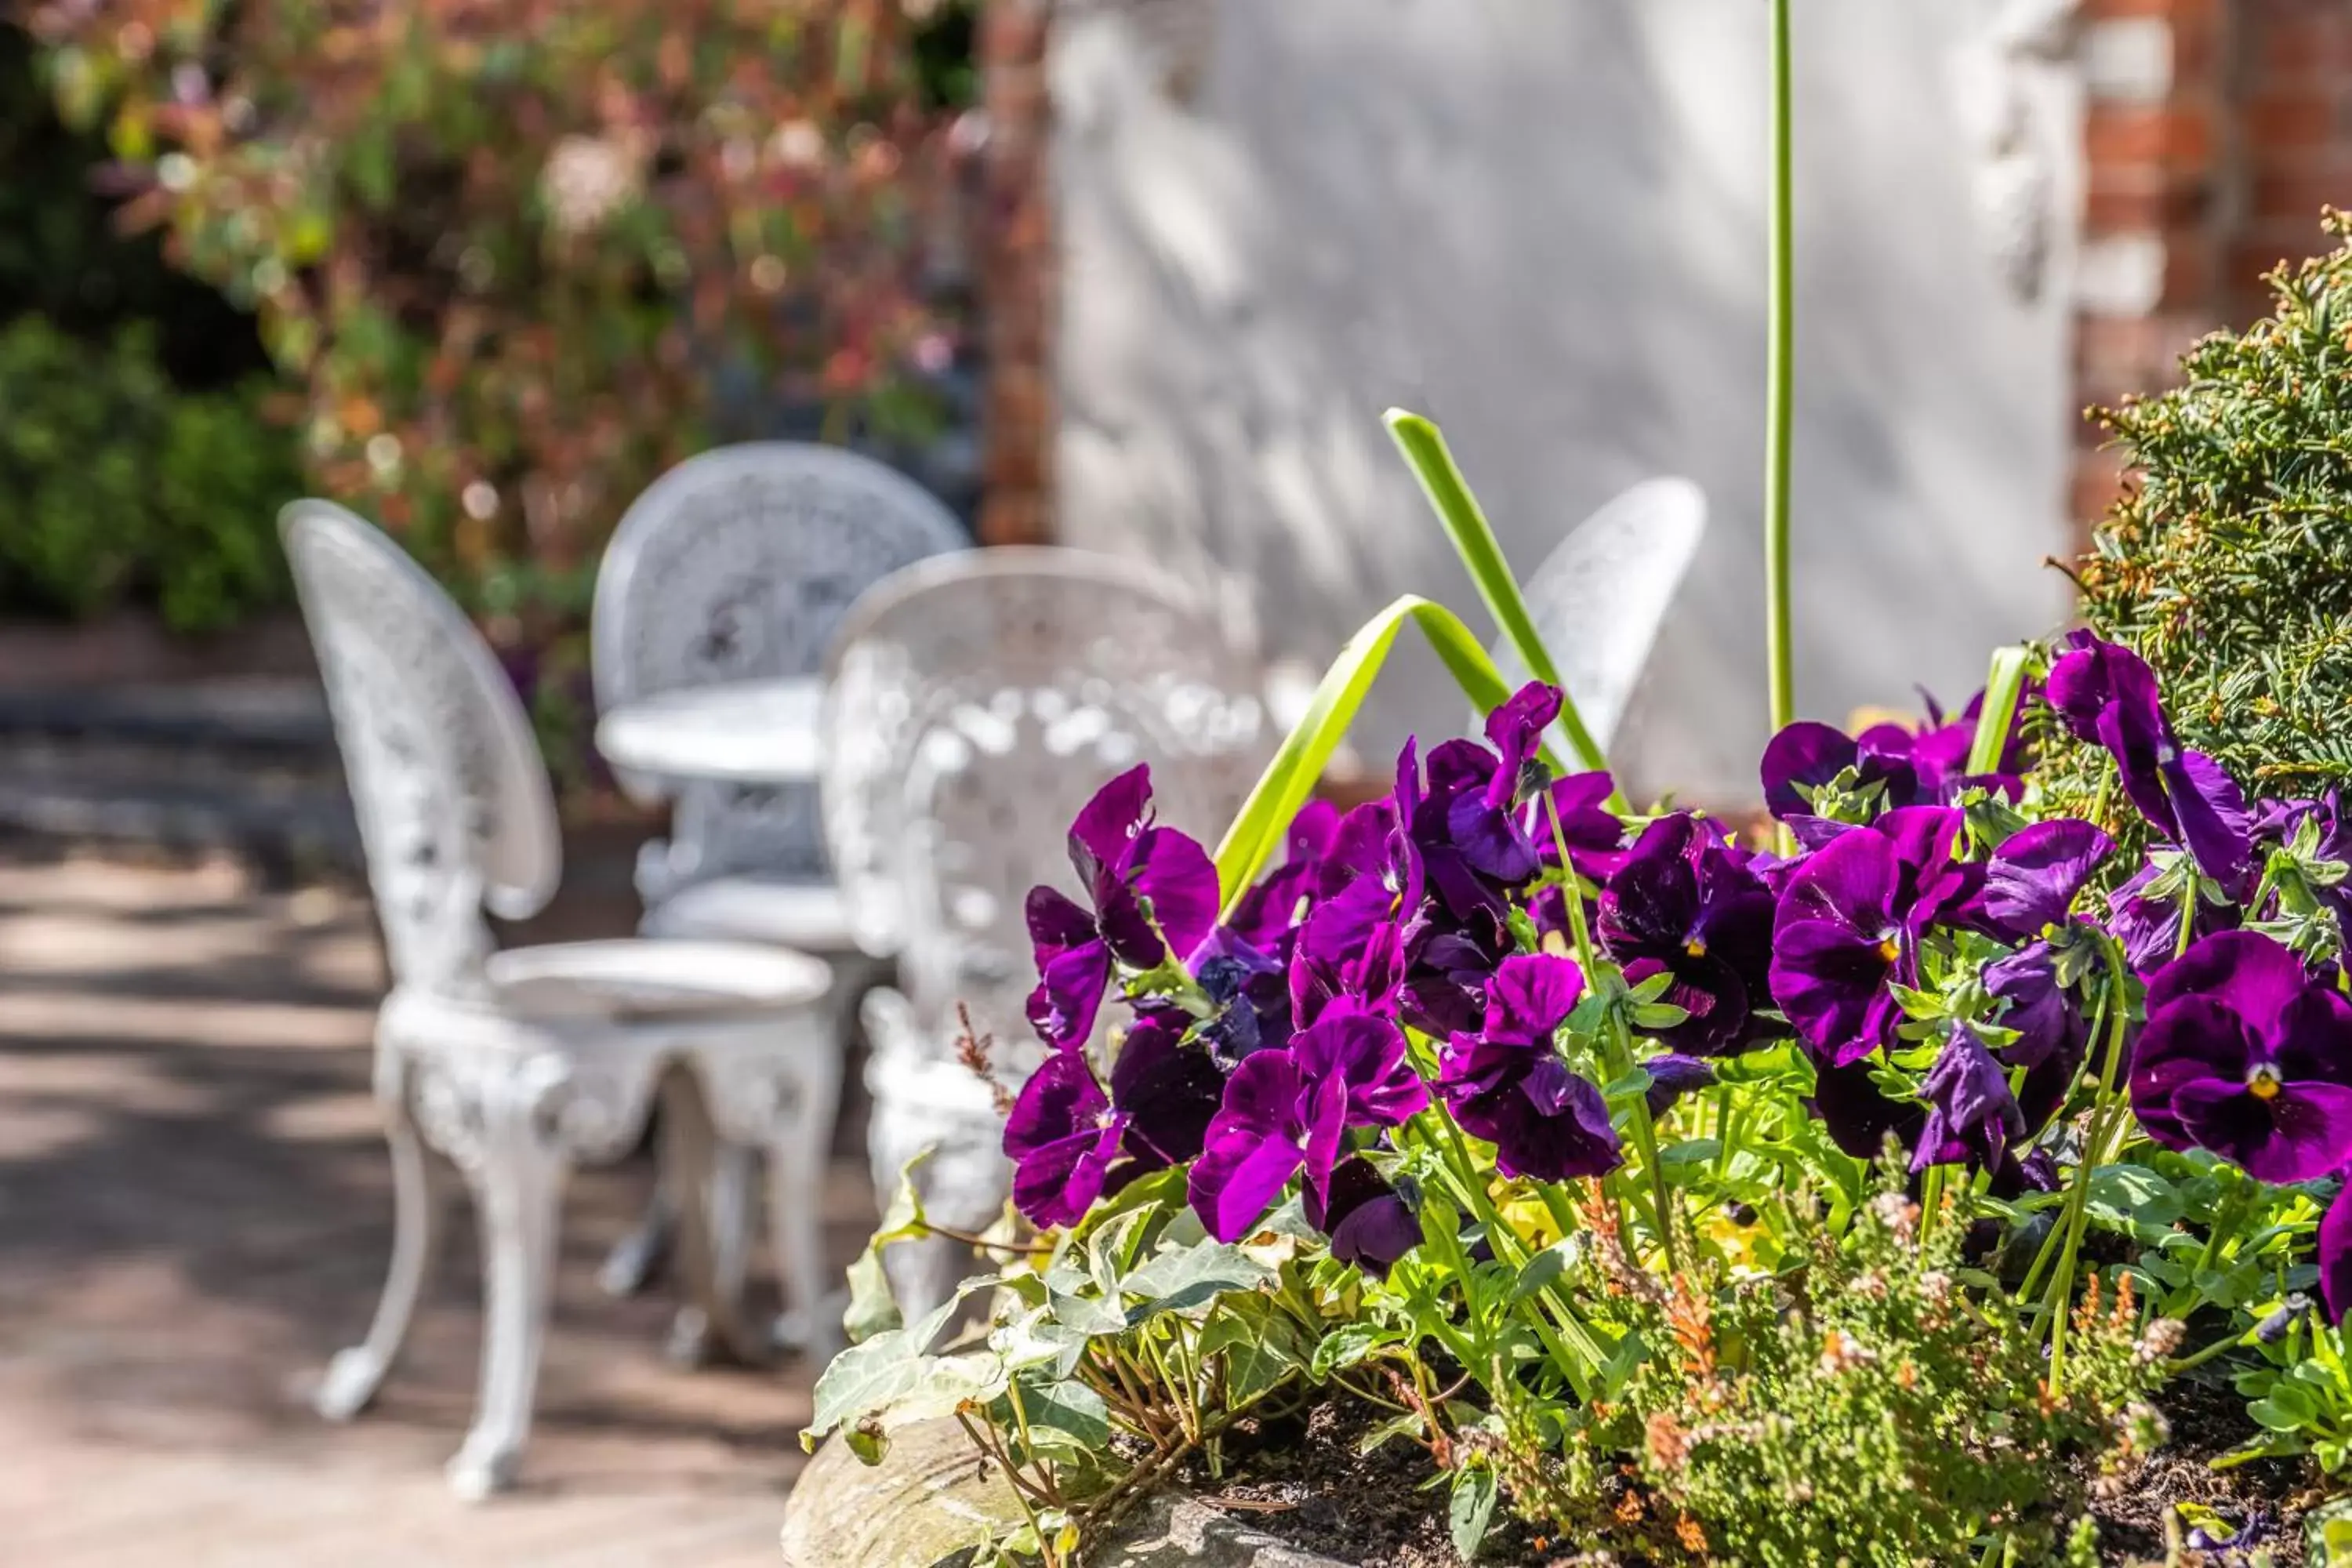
top-left (19, 0), bottom-right (951, 605)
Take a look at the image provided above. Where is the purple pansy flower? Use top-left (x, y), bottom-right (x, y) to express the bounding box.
top-left (1437, 953), bottom-right (1622, 1181)
top-left (1643, 1053), bottom-right (1719, 1118)
top-left (1912, 1025), bottom-right (2027, 1174)
top-left (2045, 632), bottom-right (2252, 895)
top-left (1982, 943), bottom-right (2091, 1134)
top-left (1808, 1055), bottom-right (1927, 1161)
top-left (1599, 811), bottom-right (1782, 1056)
top-left (2130, 931), bottom-right (2352, 1184)
top-left (1026, 765), bottom-right (1221, 1047)
top-left (1537, 769), bottom-right (1632, 880)
top-left (2107, 862), bottom-right (2240, 974)
top-left (1226, 799), bottom-right (1343, 956)
top-left (1761, 720), bottom-right (1920, 841)
top-left (1977, 818), bottom-right (2113, 939)
top-left (1186, 1004), bottom-right (1428, 1243)
top-left (1002, 1014), bottom-right (1228, 1229)
top-left (1769, 806), bottom-right (1980, 1066)
top-left (2320, 1185), bottom-right (2352, 1326)
top-left (1004, 1048), bottom-right (1130, 1229)
top-left (1192, 927), bottom-right (1293, 1066)
top-left (1305, 1156), bottom-right (1421, 1273)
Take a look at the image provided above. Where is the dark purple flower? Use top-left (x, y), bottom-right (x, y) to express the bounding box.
top-left (1004, 1048), bottom-right (1128, 1229)
top-left (2045, 633), bottom-right (2251, 895)
top-left (1186, 1004), bottom-right (1427, 1243)
top-left (2320, 1184), bottom-right (2352, 1326)
top-left (1226, 800), bottom-right (1343, 956)
top-left (1761, 720), bottom-right (1919, 825)
top-left (1002, 1013), bottom-right (1229, 1229)
top-left (2130, 931), bottom-right (2352, 1184)
top-left (1978, 818), bottom-right (2113, 939)
top-left (1438, 684), bottom-right (1562, 884)
top-left (1982, 943), bottom-right (2089, 1134)
top-left (1808, 1055), bottom-right (1926, 1160)
top-left (2108, 862), bottom-right (2239, 974)
top-left (1192, 927), bottom-right (1293, 1066)
top-left (1913, 1025), bottom-right (2027, 1174)
top-left (1108, 1011), bottom-right (1229, 1169)
top-left (1026, 765), bottom-right (1221, 1047)
top-left (1304, 1156), bottom-right (1421, 1272)
top-left (1537, 769), bottom-right (1631, 879)
top-left (1769, 807), bottom-right (1978, 1067)
top-left (1643, 1053), bottom-right (1718, 1117)
top-left (1599, 812), bottom-right (1781, 1055)
top-left (1437, 954), bottom-right (1621, 1181)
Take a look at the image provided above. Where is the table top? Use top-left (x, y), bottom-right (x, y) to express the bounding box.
top-left (595, 676), bottom-right (825, 784)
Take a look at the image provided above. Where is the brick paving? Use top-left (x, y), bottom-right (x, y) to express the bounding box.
top-left (0, 850), bottom-right (876, 1566)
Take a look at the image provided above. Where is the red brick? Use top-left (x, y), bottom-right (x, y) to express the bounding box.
top-left (2252, 14), bottom-right (2352, 81)
top-left (2252, 165), bottom-right (2352, 223)
top-left (2243, 90), bottom-right (2339, 149)
top-left (2086, 103), bottom-right (2216, 172)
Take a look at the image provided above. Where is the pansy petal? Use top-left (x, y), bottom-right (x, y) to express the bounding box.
top-left (2241, 1083), bottom-right (2352, 1185)
top-left (1981, 818), bottom-right (2113, 938)
top-left (1187, 1130), bottom-right (1308, 1243)
top-left (2321, 1185), bottom-right (2352, 1327)
top-left (1769, 920), bottom-right (1896, 1064)
top-left (1110, 1016), bottom-right (1228, 1168)
top-left (1004, 1046), bottom-right (1109, 1162)
top-left (1761, 721), bottom-right (1858, 819)
top-left (1027, 938), bottom-right (1114, 1047)
top-left (1483, 952), bottom-right (1585, 1041)
top-left (1069, 764), bottom-right (1155, 888)
top-left (1131, 825), bottom-right (1221, 962)
top-left (2165, 749), bottom-right (2253, 896)
top-left (1025, 884), bottom-right (1098, 956)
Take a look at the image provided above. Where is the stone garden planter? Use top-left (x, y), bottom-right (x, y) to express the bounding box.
top-left (780, 1420), bottom-right (1354, 1568)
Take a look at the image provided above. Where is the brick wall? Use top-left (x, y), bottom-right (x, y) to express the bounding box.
top-left (975, 0), bottom-right (1056, 546)
top-left (2072, 0), bottom-right (2352, 530)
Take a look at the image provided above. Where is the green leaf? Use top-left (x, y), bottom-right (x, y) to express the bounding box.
top-left (1017, 1376), bottom-right (1111, 1454)
top-left (1385, 410), bottom-right (1609, 776)
top-left (1508, 1240), bottom-right (1574, 1305)
top-left (1213, 593), bottom-right (1552, 915)
top-left (804, 1286), bottom-right (1006, 1447)
top-left (1966, 644), bottom-right (2033, 777)
top-left (1448, 1464), bottom-right (1500, 1563)
top-left (841, 1150), bottom-right (935, 1344)
top-left (1200, 1297), bottom-right (1308, 1406)
top-left (1310, 1324), bottom-right (1386, 1381)
top-left (1123, 1240), bottom-right (1273, 1321)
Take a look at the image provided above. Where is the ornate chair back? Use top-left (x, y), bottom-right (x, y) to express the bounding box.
top-left (592, 444), bottom-right (967, 899)
top-left (1492, 477), bottom-right (1708, 758)
top-left (281, 499), bottom-right (561, 995)
top-left (822, 548), bottom-right (1268, 1076)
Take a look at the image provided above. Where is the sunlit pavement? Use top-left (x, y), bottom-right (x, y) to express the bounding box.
top-left (0, 851), bottom-right (876, 1566)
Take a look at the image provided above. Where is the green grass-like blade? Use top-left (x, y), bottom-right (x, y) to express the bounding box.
top-left (1967, 644), bottom-right (2034, 777)
top-left (1214, 594), bottom-right (1534, 917)
top-left (1383, 409), bottom-right (1611, 776)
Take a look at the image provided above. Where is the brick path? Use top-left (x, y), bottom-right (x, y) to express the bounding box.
top-left (0, 851), bottom-right (877, 1566)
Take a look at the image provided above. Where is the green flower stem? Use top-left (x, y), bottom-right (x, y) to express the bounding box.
top-left (2166, 1324), bottom-right (2257, 1377)
top-left (1762, 0), bottom-right (1797, 743)
top-left (1408, 1112), bottom-right (1604, 1395)
top-left (1545, 795), bottom-right (1683, 1276)
top-left (2039, 935), bottom-right (2134, 1394)
top-left (2174, 874), bottom-right (2199, 961)
top-left (1918, 1164), bottom-right (1948, 1246)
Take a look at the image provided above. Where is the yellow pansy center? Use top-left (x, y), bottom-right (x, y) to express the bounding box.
top-left (1684, 938), bottom-right (1708, 959)
top-left (2248, 1063), bottom-right (2284, 1102)
top-left (1875, 938), bottom-right (1900, 964)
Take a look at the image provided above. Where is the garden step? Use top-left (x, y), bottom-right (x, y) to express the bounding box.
top-left (0, 677), bottom-right (334, 762)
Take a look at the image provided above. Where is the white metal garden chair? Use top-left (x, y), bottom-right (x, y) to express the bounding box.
top-left (1487, 477), bottom-right (1708, 759)
top-left (587, 442), bottom-right (966, 1298)
top-left (286, 499), bottom-right (840, 1500)
top-left (822, 548), bottom-right (1269, 1316)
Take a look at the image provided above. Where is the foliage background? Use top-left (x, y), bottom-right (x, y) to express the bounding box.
top-left (3, 0), bottom-right (973, 658)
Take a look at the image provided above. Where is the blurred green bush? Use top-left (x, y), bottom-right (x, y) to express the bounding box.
top-left (0, 24), bottom-right (299, 632)
top-left (0, 316), bottom-right (299, 631)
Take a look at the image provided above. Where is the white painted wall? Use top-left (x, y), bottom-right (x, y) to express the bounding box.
top-left (1051, 0), bottom-right (2081, 804)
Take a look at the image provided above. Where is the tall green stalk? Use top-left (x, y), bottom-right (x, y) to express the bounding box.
top-left (1763, 0), bottom-right (1796, 739)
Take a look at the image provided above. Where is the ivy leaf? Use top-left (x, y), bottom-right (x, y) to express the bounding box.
top-left (805, 1286), bottom-right (1004, 1448)
top-left (1015, 1376), bottom-right (1111, 1456)
top-left (842, 1149), bottom-right (936, 1345)
top-left (1123, 1240), bottom-right (1272, 1321)
top-left (1200, 1296), bottom-right (1307, 1407)
top-left (1449, 1465), bottom-right (1499, 1562)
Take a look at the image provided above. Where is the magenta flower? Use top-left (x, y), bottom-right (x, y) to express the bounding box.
top-left (1437, 953), bottom-right (1621, 1181)
top-left (1976, 818), bottom-right (2113, 939)
top-left (1911, 1025), bottom-right (2027, 1174)
top-left (2045, 632), bottom-right (2251, 895)
top-left (1808, 1055), bottom-right (1926, 1161)
top-left (1599, 812), bottom-right (1781, 1056)
top-left (1185, 1005), bottom-right (1428, 1243)
top-left (2130, 931), bottom-right (2352, 1184)
top-left (1001, 1013), bottom-right (1227, 1229)
top-left (2321, 1185), bottom-right (2352, 1326)
top-left (2107, 862), bottom-right (2240, 974)
top-left (1537, 769), bottom-right (1632, 880)
top-left (1761, 720), bottom-right (1920, 838)
top-left (1769, 806), bottom-right (1980, 1067)
top-left (1225, 798), bottom-right (1344, 956)
top-left (1304, 1156), bottom-right (1421, 1273)
top-left (1003, 1049), bottom-right (1129, 1229)
top-left (1025, 764), bottom-right (1221, 1047)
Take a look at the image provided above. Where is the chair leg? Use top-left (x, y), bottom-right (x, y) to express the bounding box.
top-left (446, 1094), bottom-right (569, 1502)
top-left (317, 1063), bottom-right (439, 1421)
top-left (598, 1175), bottom-right (677, 1298)
top-left (767, 1120), bottom-right (840, 1362)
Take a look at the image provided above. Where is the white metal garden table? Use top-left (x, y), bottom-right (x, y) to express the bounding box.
top-left (595, 676), bottom-right (826, 785)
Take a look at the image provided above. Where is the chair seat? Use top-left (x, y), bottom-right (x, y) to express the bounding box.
top-left (640, 877), bottom-right (855, 953)
top-left (485, 938), bottom-right (833, 1022)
